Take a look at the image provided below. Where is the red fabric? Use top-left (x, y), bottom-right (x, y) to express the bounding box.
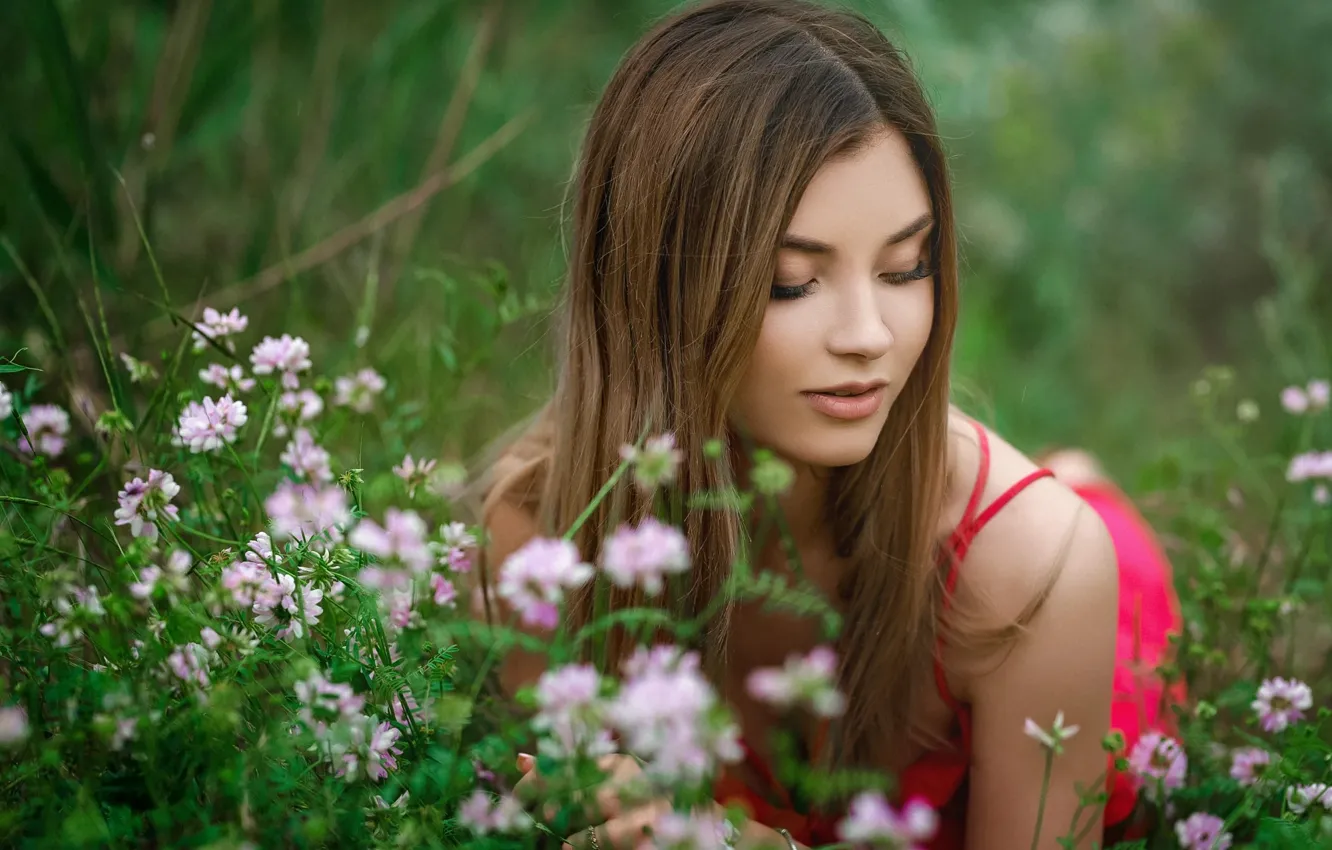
top-left (713, 426), bottom-right (1183, 847)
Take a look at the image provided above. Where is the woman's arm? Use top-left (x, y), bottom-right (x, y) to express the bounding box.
top-left (959, 476), bottom-right (1119, 850)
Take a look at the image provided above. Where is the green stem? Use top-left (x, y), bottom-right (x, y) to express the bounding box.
top-left (1031, 749), bottom-right (1054, 850)
top-left (562, 458), bottom-right (630, 542)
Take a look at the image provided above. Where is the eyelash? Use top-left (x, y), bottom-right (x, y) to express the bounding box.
top-left (769, 259), bottom-right (936, 301)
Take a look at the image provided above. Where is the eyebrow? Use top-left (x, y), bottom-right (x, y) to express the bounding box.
top-left (779, 213), bottom-right (934, 255)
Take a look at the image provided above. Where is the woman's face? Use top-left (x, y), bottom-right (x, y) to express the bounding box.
top-left (731, 128), bottom-right (936, 469)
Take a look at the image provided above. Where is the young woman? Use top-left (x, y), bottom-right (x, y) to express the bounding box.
top-left (472, 1), bottom-right (1179, 847)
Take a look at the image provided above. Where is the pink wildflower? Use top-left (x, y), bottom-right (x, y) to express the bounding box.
top-left (333, 368), bottom-right (386, 413)
top-left (456, 791), bottom-right (529, 835)
top-left (173, 394), bottom-right (247, 453)
top-left (1126, 731), bottom-right (1188, 799)
top-left (280, 428), bottom-right (333, 482)
top-left (1229, 747), bottom-right (1271, 786)
top-left (431, 574), bottom-right (457, 607)
top-left (1310, 379), bottom-right (1330, 409)
top-left (221, 559), bottom-right (269, 608)
top-left (0, 706), bottom-right (29, 746)
top-left (747, 646), bottom-right (846, 718)
top-left (40, 585), bottom-right (105, 647)
top-left (1174, 812), bottom-right (1232, 850)
top-left (651, 809), bottom-right (741, 850)
top-left (249, 334), bottom-right (312, 389)
top-left (601, 517), bottom-right (691, 595)
top-left (382, 588), bottom-right (420, 632)
top-left (114, 469), bottom-right (181, 541)
top-left (1287, 451), bottom-right (1332, 482)
top-left (349, 508), bottom-right (432, 574)
top-left (129, 550), bottom-right (192, 602)
top-left (496, 537), bottom-right (593, 630)
top-left (274, 388), bottom-right (322, 437)
top-left (199, 363), bottom-right (256, 393)
top-left (1287, 783), bottom-right (1332, 815)
top-left (533, 664), bottom-right (613, 759)
top-left (246, 531), bottom-right (281, 566)
top-left (619, 432), bottom-right (682, 492)
top-left (606, 646), bottom-right (742, 782)
top-left (1281, 386), bottom-right (1310, 414)
top-left (18, 404), bottom-right (70, 457)
top-left (332, 716), bottom-right (402, 783)
top-left (1252, 677), bottom-right (1313, 732)
top-left (295, 671), bottom-right (365, 734)
top-left (167, 642), bottom-right (212, 688)
top-left (191, 307), bottom-right (249, 352)
top-left (837, 792), bottom-right (939, 849)
top-left (253, 573), bottom-right (323, 640)
top-left (1314, 484), bottom-right (1330, 505)
top-left (432, 521), bottom-right (476, 573)
top-left (393, 454), bottom-right (437, 498)
top-left (265, 481), bottom-right (350, 548)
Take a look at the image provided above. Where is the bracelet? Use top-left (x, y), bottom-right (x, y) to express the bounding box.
top-left (775, 827), bottom-right (798, 850)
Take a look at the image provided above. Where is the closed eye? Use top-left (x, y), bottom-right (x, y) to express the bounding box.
top-left (770, 280), bottom-right (815, 301)
top-left (880, 259), bottom-right (935, 285)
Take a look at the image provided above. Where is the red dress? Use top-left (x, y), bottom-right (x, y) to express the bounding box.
top-left (713, 421), bottom-right (1183, 847)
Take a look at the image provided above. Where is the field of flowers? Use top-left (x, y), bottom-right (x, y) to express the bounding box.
top-left (1, 302), bottom-right (1330, 849)
top-left (5, 0), bottom-right (1332, 847)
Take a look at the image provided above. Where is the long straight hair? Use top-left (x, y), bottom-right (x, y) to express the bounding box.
top-left (481, 0), bottom-right (959, 770)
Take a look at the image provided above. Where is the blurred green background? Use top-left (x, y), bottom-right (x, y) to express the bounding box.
top-left (3, 0), bottom-right (1331, 482)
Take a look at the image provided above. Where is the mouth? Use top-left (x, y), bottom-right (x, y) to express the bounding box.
top-left (801, 381), bottom-right (889, 421)
top-left (803, 380), bottom-right (889, 397)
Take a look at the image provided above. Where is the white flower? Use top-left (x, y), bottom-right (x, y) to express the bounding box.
top-left (1023, 711), bottom-right (1081, 754)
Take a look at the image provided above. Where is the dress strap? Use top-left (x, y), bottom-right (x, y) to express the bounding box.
top-left (934, 421), bottom-right (1056, 711)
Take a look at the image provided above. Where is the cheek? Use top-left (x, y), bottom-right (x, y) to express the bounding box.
top-left (889, 282), bottom-right (935, 360)
top-left (731, 309), bottom-right (807, 426)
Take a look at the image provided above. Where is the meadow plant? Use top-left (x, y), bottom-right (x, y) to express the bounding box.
top-left (1, 315), bottom-right (1330, 850)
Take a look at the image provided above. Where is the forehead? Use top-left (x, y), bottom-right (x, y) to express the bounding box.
top-left (786, 129), bottom-right (931, 245)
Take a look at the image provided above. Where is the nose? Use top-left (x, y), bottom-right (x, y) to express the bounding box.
top-left (825, 277), bottom-right (893, 361)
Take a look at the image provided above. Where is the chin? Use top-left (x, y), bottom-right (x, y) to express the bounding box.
top-left (777, 425), bottom-right (883, 469)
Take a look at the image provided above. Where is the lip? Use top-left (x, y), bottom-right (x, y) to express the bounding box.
top-left (806, 380), bottom-right (888, 396)
top-left (801, 382), bottom-right (889, 421)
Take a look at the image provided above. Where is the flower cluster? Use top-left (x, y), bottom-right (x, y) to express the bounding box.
top-left (192, 306), bottom-right (249, 352)
top-left (532, 664), bottom-right (614, 760)
top-left (746, 646), bottom-right (846, 718)
top-left (114, 469), bottom-right (181, 541)
top-left (334, 368), bottom-right (386, 413)
top-left (605, 645), bottom-right (742, 783)
top-left (265, 480), bottom-right (351, 549)
top-left (601, 517), bottom-right (691, 595)
top-left (173, 394), bottom-right (248, 453)
top-left (199, 363), bottom-right (256, 393)
top-left (619, 432), bottom-right (683, 492)
top-left (837, 793), bottom-right (939, 850)
top-left (1280, 379), bottom-right (1330, 414)
top-left (456, 791), bottom-right (529, 835)
top-left (19, 404), bottom-right (71, 457)
top-left (129, 550), bottom-right (192, 603)
top-left (496, 537), bottom-right (592, 630)
top-left (250, 334), bottom-right (313, 389)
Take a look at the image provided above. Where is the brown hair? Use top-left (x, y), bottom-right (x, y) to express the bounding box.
top-left (481, 0), bottom-right (958, 770)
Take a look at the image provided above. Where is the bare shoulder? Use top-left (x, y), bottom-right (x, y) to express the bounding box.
top-left (471, 454), bottom-right (542, 612)
top-left (944, 414), bottom-right (1118, 648)
top-left (470, 462), bottom-right (549, 698)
